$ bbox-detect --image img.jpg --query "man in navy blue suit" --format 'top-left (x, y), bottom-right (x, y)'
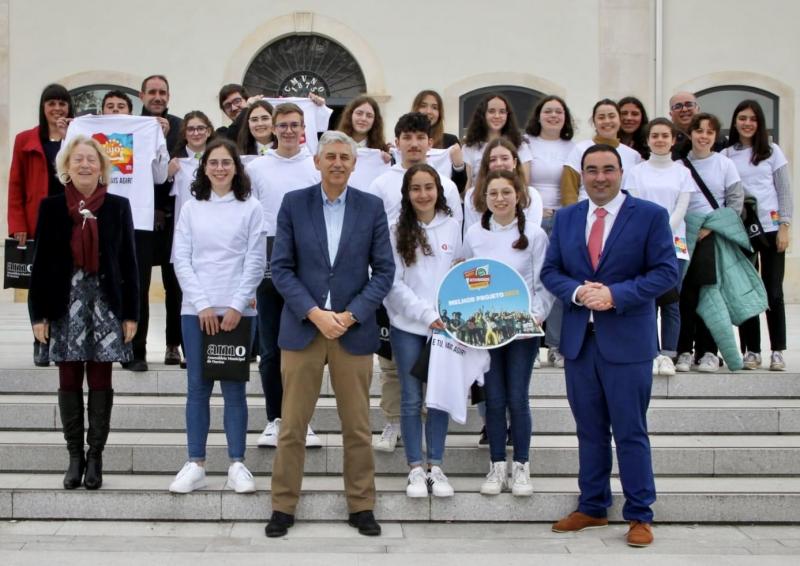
top-left (541, 144), bottom-right (678, 547)
top-left (265, 131), bottom-right (395, 538)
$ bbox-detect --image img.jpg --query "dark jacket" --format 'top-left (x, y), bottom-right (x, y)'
top-left (29, 193), bottom-right (140, 323)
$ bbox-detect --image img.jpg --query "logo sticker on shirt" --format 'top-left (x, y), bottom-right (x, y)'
top-left (92, 133), bottom-right (134, 175)
top-left (771, 210), bottom-right (780, 226)
top-left (674, 236), bottom-right (688, 256)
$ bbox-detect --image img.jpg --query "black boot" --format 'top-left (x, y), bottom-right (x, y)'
top-left (84, 389), bottom-right (113, 490)
top-left (58, 390), bottom-right (85, 489)
top-left (34, 340), bottom-right (50, 367)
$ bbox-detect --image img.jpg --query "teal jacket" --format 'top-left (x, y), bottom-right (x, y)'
top-left (685, 208), bottom-right (768, 371)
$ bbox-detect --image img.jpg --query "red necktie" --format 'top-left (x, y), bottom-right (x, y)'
top-left (588, 207), bottom-right (607, 270)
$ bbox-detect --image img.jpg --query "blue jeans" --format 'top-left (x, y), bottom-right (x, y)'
top-left (484, 337), bottom-right (538, 463)
top-left (182, 315), bottom-right (251, 462)
top-left (390, 326), bottom-right (449, 467)
top-left (659, 259), bottom-right (687, 357)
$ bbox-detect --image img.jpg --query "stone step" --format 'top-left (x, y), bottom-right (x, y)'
top-left (2, 395), bottom-right (799, 434)
top-left (2, 366), bottom-right (799, 399)
top-left (0, 473), bottom-right (797, 523)
top-left (1, 431), bottom-right (798, 477)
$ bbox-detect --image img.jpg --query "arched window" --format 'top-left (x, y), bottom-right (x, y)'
top-left (69, 84), bottom-right (142, 116)
top-left (459, 86), bottom-right (545, 138)
top-left (243, 34), bottom-right (367, 127)
top-left (696, 85), bottom-right (780, 142)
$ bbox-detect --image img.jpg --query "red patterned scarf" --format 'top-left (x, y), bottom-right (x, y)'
top-left (65, 182), bottom-right (107, 274)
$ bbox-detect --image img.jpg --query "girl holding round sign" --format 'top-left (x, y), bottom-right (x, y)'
top-left (459, 169), bottom-right (553, 496)
top-left (384, 163), bottom-right (462, 498)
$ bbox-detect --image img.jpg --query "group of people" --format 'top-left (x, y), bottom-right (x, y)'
top-left (7, 76), bottom-right (792, 547)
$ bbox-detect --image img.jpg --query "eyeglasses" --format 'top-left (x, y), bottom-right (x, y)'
top-left (275, 122), bottom-right (303, 132)
top-left (222, 97), bottom-right (245, 112)
top-left (670, 101), bottom-right (698, 112)
top-left (206, 159), bottom-right (234, 169)
top-left (186, 126), bottom-right (208, 134)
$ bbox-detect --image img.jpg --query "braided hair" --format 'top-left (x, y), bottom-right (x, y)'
top-left (395, 163), bottom-right (453, 266)
top-left (480, 169), bottom-right (528, 250)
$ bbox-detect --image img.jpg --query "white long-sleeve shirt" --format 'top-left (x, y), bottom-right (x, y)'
top-left (173, 191), bottom-right (266, 317)
top-left (384, 213), bottom-right (462, 336)
top-left (366, 164), bottom-right (463, 226)
top-left (460, 218), bottom-right (554, 323)
top-left (245, 147), bottom-right (320, 237)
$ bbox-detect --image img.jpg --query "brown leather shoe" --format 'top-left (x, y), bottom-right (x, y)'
top-left (551, 511), bottom-right (609, 533)
top-left (626, 521), bottom-right (653, 547)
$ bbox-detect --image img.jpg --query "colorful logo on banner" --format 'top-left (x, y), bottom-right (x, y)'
top-left (92, 133), bottom-right (134, 175)
top-left (437, 258), bottom-right (543, 350)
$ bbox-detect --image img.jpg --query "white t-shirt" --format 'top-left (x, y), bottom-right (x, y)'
top-left (425, 331), bottom-right (490, 424)
top-left (348, 148), bottom-right (391, 191)
top-left (722, 143), bottom-right (788, 233)
top-left (389, 147), bottom-right (457, 183)
top-left (463, 141), bottom-right (533, 185)
top-left (624, 160), bottom-right (697, 260)
top-left (366, 164), bottom-right (463, 227)
top-left (65, 115), bottom-right (168, 231)
top-left (263, 97), bottom-right (332, 155)
top-left (524, 136), bottom-right (575, 210)
top-left (245, 147), bottom-right (321, 237)
top-left (565, 139), bottom-right (642, 201)
top-left (463, 186), bottom-right (543, 230)
top-left (686, 152), bottom-right (741, 215)
top-left (173, 191), bottom-right (266, 317)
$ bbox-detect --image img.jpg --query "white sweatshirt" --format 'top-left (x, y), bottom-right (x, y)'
top-left (384, 213), bottom-right (463, 336)
top-left (463, 185), bottom-right (543, 231)
top-left (460, 218), bottom-right (554, 323)
top-left (245, 147), bottom-right (321, 237)
top-left (366, 164), bottom-right (463, 226)
top-left (173, 191), bottom-right (266, 317)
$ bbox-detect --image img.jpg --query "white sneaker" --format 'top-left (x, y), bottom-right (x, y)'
top-left (742, 351), bottom-right (762, 370)
top-left (406, 466), bottom-right (429, 498)
top-left (656, 355), bottom-right (676, 376)
top-left (374, 422), bottom-right (400, 452)
top-left (510, 461), bottom-right (533, 497)
top-left (770, 351), bottom-right (786, 371)
top-left (652, 358), bottom-right (660, 376)
top-left (548, 349), bottom-right (565, 369)
top-left (257, 418), bottom-right (280, 447)
top-left (428, 465), bottom-right (454, 497)
top-left (533, 354), bottom-right (541, 369)
top-left (226, 461), bottom-right (256, 493)
top-left (697, 352), bottom-right (720, 373)
top-left (169, 461), bottom-right (207, 494)
top-left (675, 352), bottom-right (693, 372)
top-left (305, 425), bottom-right (322, 448)
top-left (480, 461), bottom-right (507, 495)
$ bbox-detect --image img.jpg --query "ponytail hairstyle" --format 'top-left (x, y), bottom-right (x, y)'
top-left (472, 137), bottom-right (531, 214)
top-left (395, 163), bottom-right (452, 266)
top-left (728, 99), bottom-right (772, 165)
top-left (480, 169), bottom-right (528, 250)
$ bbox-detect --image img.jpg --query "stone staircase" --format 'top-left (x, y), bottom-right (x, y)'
top-left (1, 362), bottom-right (799, 523)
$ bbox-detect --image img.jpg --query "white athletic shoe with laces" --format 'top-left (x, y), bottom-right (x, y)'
top-left (406, 466), bottom-right (429, 498)
top-left (675, 352), bottom-right (693, 373)
top-left (480, 461), bottom-right (508, 495)
top-left (697, 352), bottom-right (720, 373)
top-left (428, 465), bottom-right (454, 497)
top-left (169, 461), bottom-right (207, 494)
top-left (226, 461), bottom-right (256, 493)
top-left (742, 351), bottom-right (762, 370)
top-left (510, 461), bottom-right (533, 496)
top-left (305, 425), bottom-right (322, 448)
top-left (770, 351), bottom-right (786, 371)
top-left (257, 418), bottom-right (280, 447)
top-left (374, 422), bottom-right (400, 452)
top-left (656, 355), bottom-right (676, 376)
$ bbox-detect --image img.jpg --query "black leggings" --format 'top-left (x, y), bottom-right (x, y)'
top-left (58, 361), bottom-right (112, 392)
top-left (738, 232), bottom-right (786, 353)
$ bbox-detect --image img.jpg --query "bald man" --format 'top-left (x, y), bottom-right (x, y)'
top-left (668, 91), bottom-right (726, 159)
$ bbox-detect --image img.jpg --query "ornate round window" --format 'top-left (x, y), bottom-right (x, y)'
top-left (243, 34), bottom-right (367, 105)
